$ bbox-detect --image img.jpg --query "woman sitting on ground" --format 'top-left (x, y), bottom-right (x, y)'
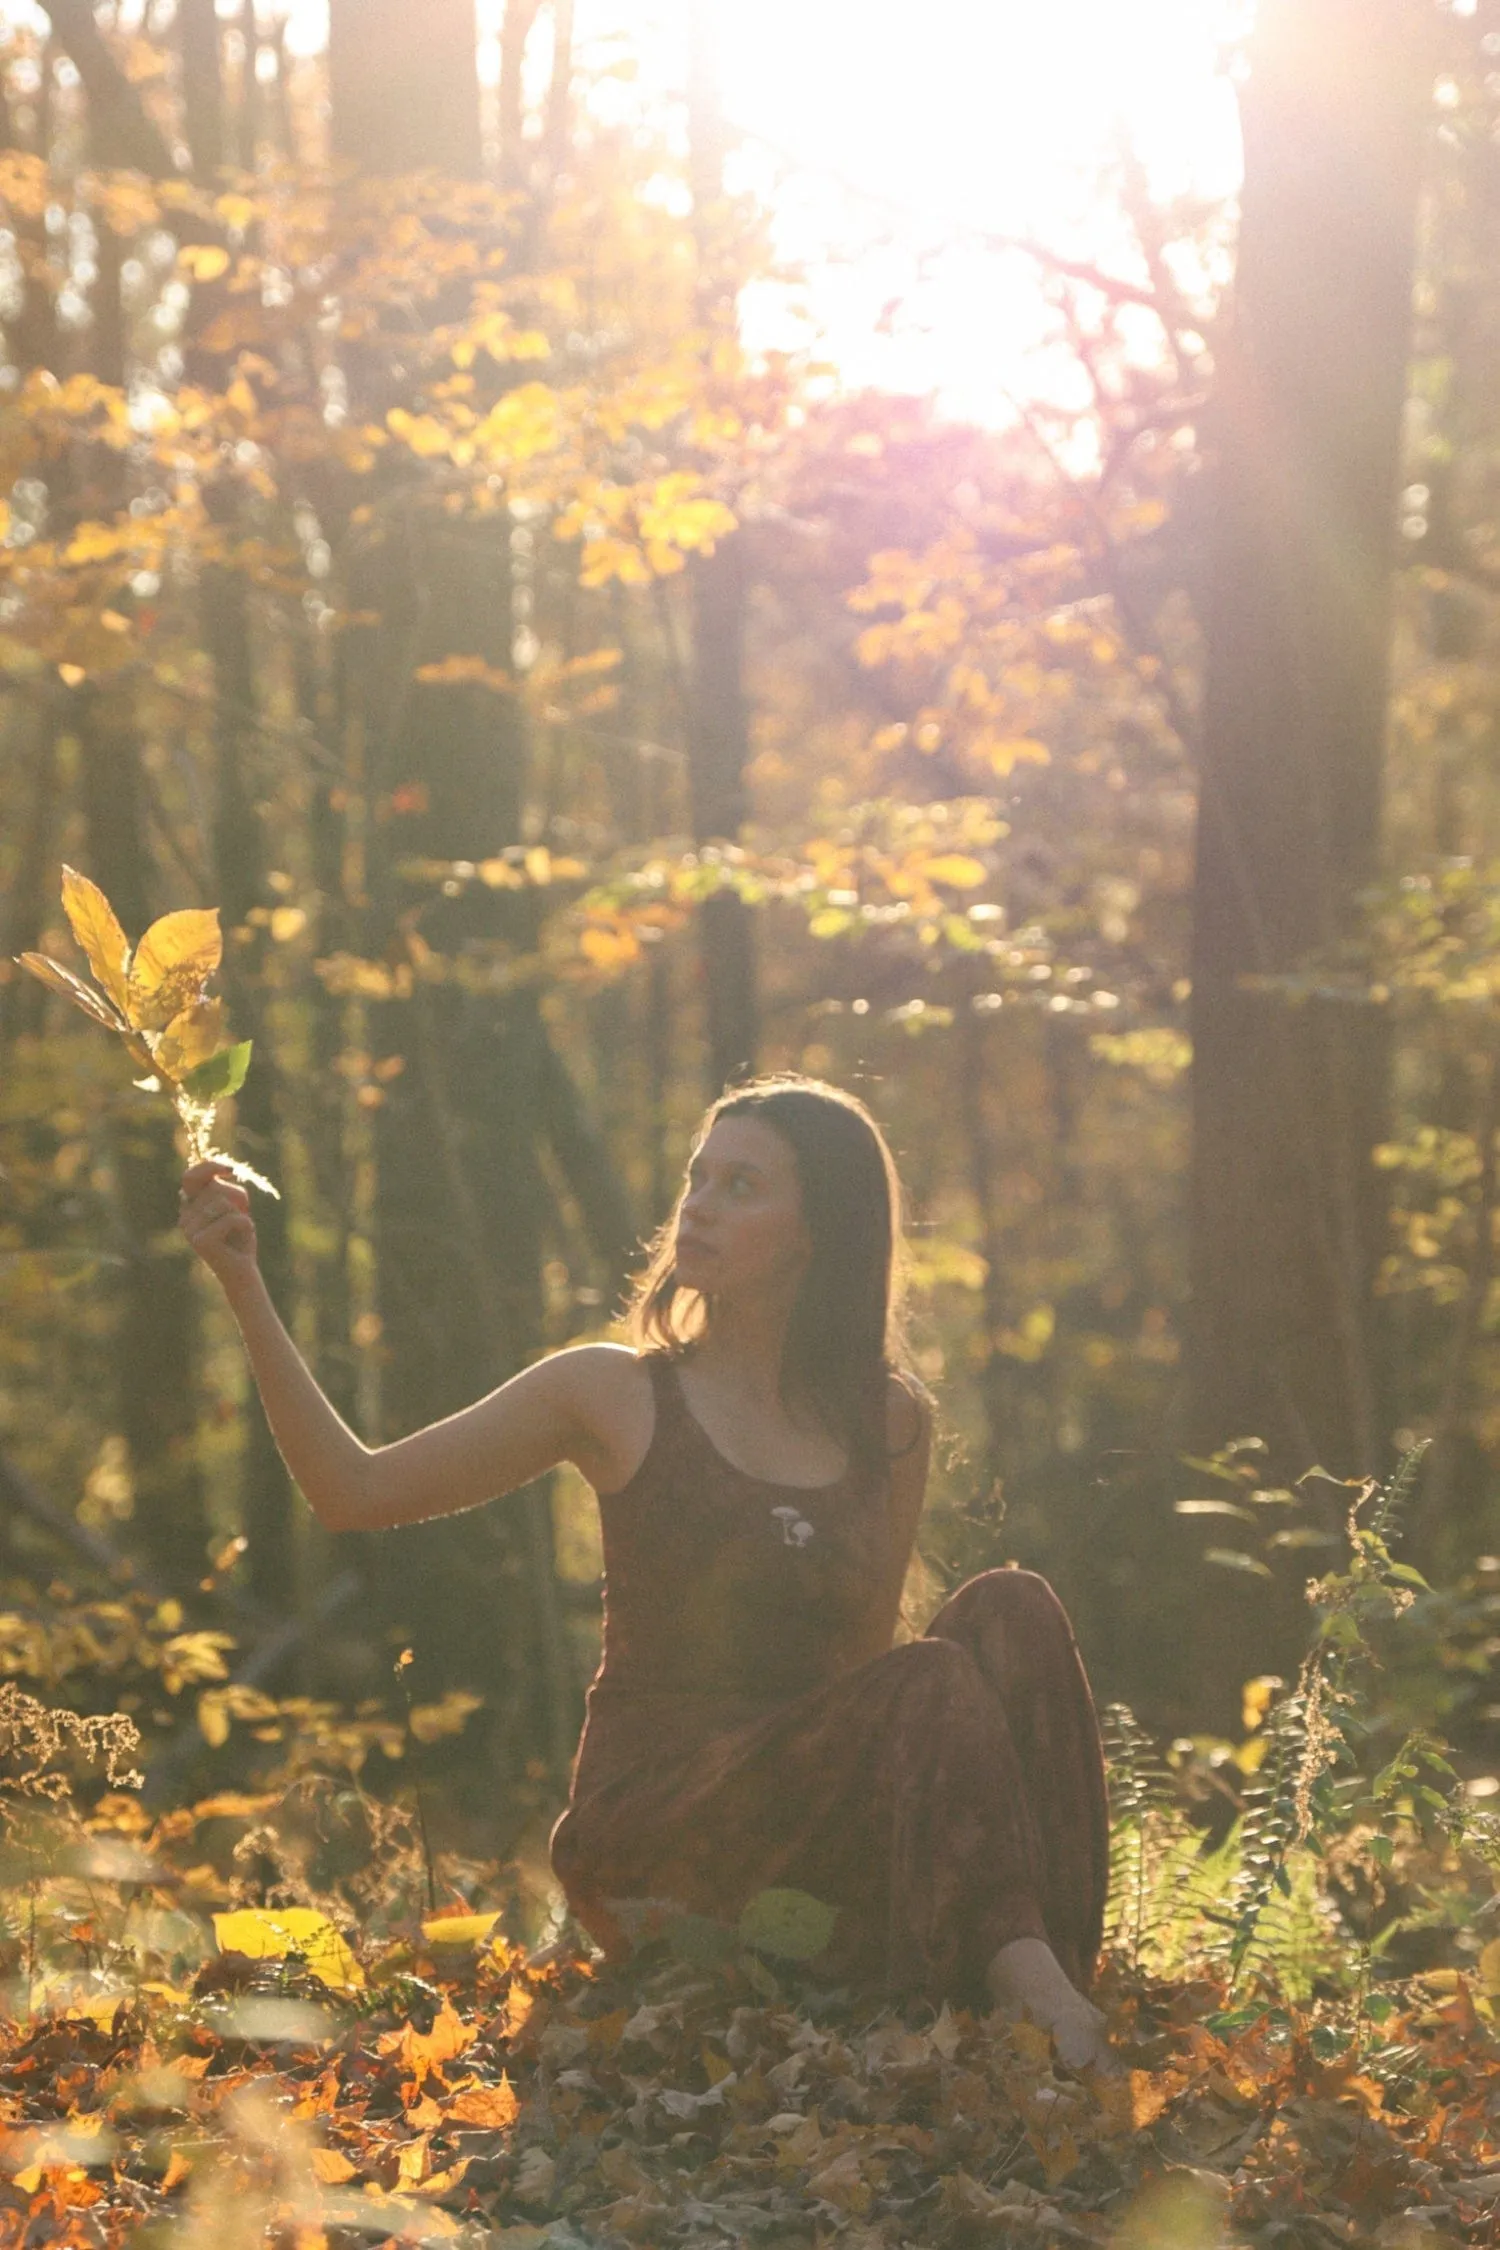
top-left (179, 1074), bottom-right (1113, 2070)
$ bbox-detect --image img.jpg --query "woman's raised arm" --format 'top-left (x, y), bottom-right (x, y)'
top-left (179, 1162), bottom-right (639, 1531)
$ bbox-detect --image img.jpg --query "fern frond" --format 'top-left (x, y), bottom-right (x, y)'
top-left (1102, 1703), bottom-right (1236, 1976)
top-left (1102, 1702), bottom-right (1174, 1824)
top-left (1367, 1443), bottom-right (1428, 1546)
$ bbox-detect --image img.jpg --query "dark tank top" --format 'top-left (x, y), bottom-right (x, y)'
top-left (583, 1355), bottom-right (909, 1723)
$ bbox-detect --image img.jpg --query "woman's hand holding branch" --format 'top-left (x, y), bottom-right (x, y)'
top-left (179, 1160), bottom-right (260, 1296)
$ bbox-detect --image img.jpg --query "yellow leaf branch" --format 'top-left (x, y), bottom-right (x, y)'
top-left (17, 867), bottom-right (278, 1197)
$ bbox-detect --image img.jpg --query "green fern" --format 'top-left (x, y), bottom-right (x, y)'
top-left (1098, 1447), bottom-right (1493, 2005)
top-left (1102, 1704), bottom-right (1235, 1977)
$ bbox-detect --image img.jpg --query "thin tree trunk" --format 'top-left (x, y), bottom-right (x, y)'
top-left (537, 1030), bottom-right (639, 1300)
top-left (298, 623), bottom-right (359, 1429)
top-left (77, 693), bottom-right (208, 1586)
top-left (46, 25), bottom-right (207, 1589)
top-left (1416, 1044), bottom-right (1500, 1558)
top-left (328, 0), bottom-right (482, 178)
top-left (687, 0), bottom-right (756, 1094)
top-left (202, 537), bottom-right (296, 1612)
top-left (498, 0), bottom-right (542, 189)
top-left (543, 0), bottom-right (574, 180)
top-left (179, 0), bottom-right (225, 182)
top-left (959, 1001), bottom-right (1009, 1500)
top-left (0, 706), bottom-right (61, 1053)
top-left (234, 0), bottom-right (259, 169)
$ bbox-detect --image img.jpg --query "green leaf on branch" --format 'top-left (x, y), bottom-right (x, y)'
top-left (1203, 1547), bottom-right (1274, 1579)
top-left (181, 1039), bottom-right (253, 1103)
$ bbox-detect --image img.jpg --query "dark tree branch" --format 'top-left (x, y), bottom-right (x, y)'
top-left (537, 1032), bottom-right (640, 1302)
top-left (0, 1444), bottom-right (167, 1597)
top-left (36, 0), bottom-right (177, 176)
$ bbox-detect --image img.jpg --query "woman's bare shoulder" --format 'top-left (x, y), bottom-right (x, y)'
top-left (547, 1342), bottom-right (656, 1490)
top-left (551, 1339), bottom-right (650, 1380)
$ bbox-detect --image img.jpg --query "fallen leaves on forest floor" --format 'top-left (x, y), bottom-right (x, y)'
top-left (0, 1914), bottom-right (1497, 2250)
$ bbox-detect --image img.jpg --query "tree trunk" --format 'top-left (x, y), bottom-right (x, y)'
top-left (179, 0), bottom-right (225, 182)
top-left (543, 0), bottom-right (574, 180)
top-left (687, 0), bottom-right (756, 1095)
top-left (45, 12), bottom-right (206, 1589)
top-left (498, 0), bottom-right (541, 188)
top-left (1187, 0), bottom-right (1430, 1480)
top-left (326, 0), bottom-right (585, 1787)
top-left (77, 694), bottom-right (208, 1586)
top-left (0, 705), bottom-right (60, 1053)
top-left (36, 0), bottom-right (176, 173)
top-left (202, 538), bottom-right (297, 1612)
top-left (328, 0), bottom-right (482, 178)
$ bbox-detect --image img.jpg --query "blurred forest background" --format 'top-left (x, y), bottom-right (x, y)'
top-left (0, 0), bottom-right (1497, 1876)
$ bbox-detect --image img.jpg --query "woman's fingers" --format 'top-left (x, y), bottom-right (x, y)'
top-left (180, 1158), bottom-right (239, 1195)
top-left (179, 1173), bottom-right (250, 1217)
top-left (178, 1167), bottom-right (257, 1274)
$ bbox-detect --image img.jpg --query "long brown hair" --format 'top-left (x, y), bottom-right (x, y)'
top-left (624, 1075), bottom-right (918, 1485)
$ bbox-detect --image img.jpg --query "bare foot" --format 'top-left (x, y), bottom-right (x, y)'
top-left (986, 1936), bottom-right (1117, 2074)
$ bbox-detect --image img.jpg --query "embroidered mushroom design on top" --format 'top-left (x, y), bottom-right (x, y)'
top-left (771, 1505), bottom-right (815, 1547)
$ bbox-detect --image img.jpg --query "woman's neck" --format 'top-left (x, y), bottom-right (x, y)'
top-left (691, 1292), bottom-right (792, 1400)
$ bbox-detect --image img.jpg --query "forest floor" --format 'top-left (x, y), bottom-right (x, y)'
top-left (2, 1895), bottom-right (1497, 2250)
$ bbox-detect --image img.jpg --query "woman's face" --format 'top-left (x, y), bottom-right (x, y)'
top-left (673, 1116), bottom-right (810, 1304)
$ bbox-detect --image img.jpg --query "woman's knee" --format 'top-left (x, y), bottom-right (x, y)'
top-left (876, 1633), bottom-right (979, 1703)
top-left (928, 1567), bottom-right (1072, 1646)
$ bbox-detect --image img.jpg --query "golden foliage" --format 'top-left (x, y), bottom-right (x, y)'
top-left (18, 873), bottom-right (273, 1194)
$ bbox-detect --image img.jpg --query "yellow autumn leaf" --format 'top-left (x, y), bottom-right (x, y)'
top-left (178, 243), bottom-right (231, 282)
top-left (414, 2157), bottom-right (472, 2199)
top-left (445, 2075), bottom-right (519, 2129)
top-left (921, 853), bottom-right (987, 888)
top-left (65, 520), bottom-right (125, 566)
top-left (980, 734), bottom-right (1050, 775)
top-left (387, 408), bottom-right (454, 459)
top-left (578, 536), bottom-right (652, 589)
top-left (0, 151), bottom-right (48, 220)
top-left (154, 997), bottom-right (227, 1082)
top-left (198, 1692), bottom-right (231, 1749)
top-left (214, 190), bottom-right (258, 232)
top-left (379, 1995), bottom-right (475, 2078)
top-left (92, 174), bottom-right (162, 234)
top-left (126, 909), bottom-right (222, 1031)
top-left (18, 951), bottom-right (128, 1032)
top-left (638, 483), bottom-right (736, 556)
top-left (420, 1911), bottom-right (500, 1949)
top-left (1479, 1937), bottom-right (1500, 1997)
top-left (310, 2147), bottom-right (358, 2184)
top-left (414, 654), bottom-right (512, 693)
top-left (160, 2147), bottom-right (193, 2192)
top-left (211, 1906), bottom-right (365, 1992)
top-left (579, 924), bottom-right (641, 971)
top-left (473, 381), bottom-right (562, 463)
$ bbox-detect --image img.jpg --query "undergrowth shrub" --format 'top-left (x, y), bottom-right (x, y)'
top-left (1102, 1444), bottom-right (1500, 2019)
